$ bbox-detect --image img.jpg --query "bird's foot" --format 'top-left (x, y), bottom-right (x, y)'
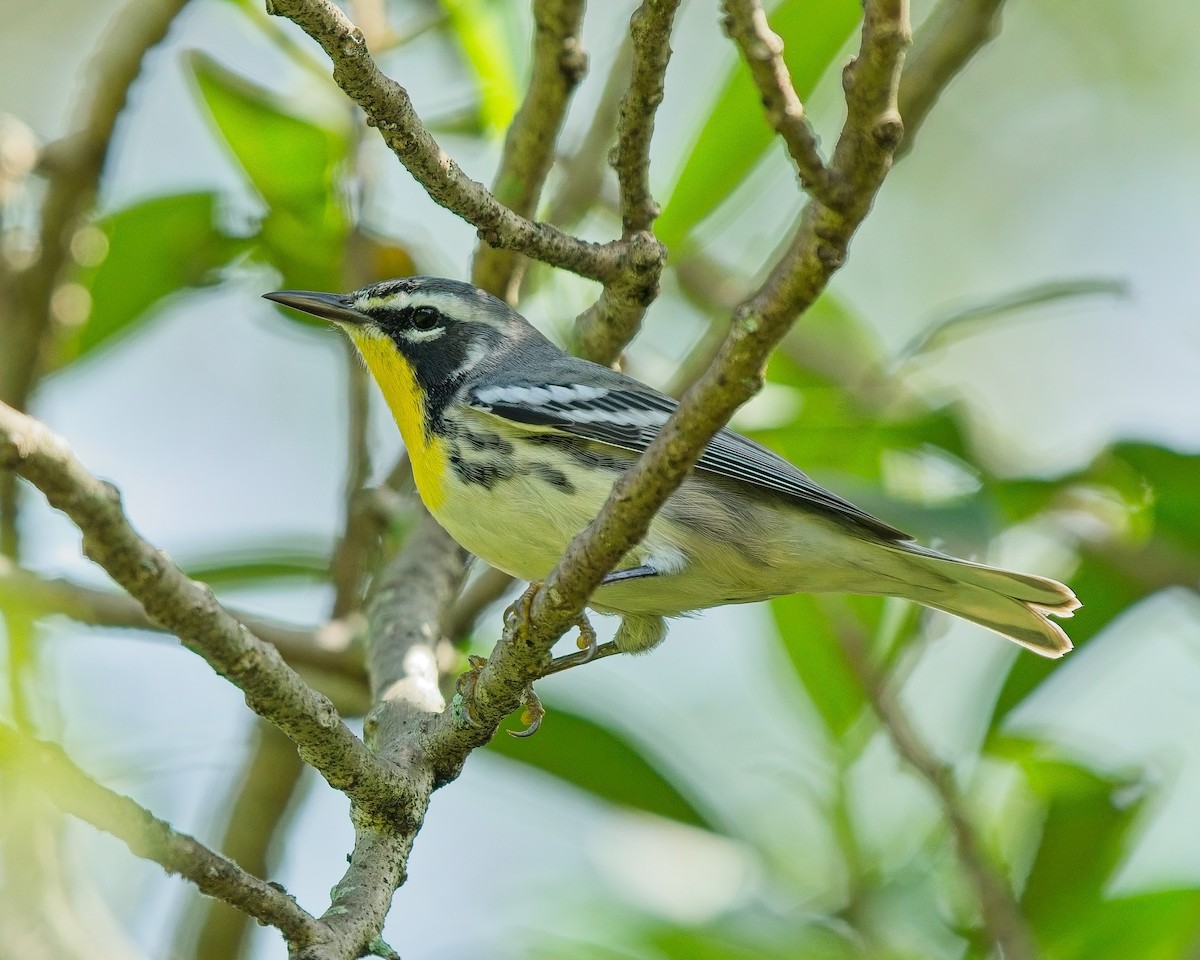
top-left (469, 586), bottom-right (616, 735)
top-left (508, 683), bottom-right (545, 738)
top-left (454, 654), bottom-right (489, 726)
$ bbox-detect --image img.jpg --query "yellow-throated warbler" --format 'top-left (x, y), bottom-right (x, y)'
top-left (265, 277), bottom-right (1078, 659)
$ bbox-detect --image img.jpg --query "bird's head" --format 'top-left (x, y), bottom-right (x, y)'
top-left (264, 276), bottom-right (542, 399)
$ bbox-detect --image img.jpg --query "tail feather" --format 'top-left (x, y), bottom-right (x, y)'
top-left (889, 546), bottom-right (1080, 658)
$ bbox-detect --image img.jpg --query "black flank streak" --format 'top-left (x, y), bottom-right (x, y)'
top-left (448, 449), bottom-right (515, 489)
top-left (464, 431), bottom-right (514, 455)
top-left (531, 463), bottom-right (576, 495)
top-left (526, 433), bottom-right (631, 472)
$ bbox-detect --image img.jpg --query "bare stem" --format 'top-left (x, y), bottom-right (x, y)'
top-left (472, 0), bottom-right (588, 301)
top-left (0, 723), bottom-right (324, 948)
top-left (836, 626), bottom-right (1037, 960)
top-left (0, 401), bottom-right (403, 814)
top-left (721, 0), bottom-right (834, 201)
top-left (266, 0), bottom-right (624, 283)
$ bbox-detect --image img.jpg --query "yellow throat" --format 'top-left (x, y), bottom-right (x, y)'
top-left (347, 330), bottom-right (447, 511)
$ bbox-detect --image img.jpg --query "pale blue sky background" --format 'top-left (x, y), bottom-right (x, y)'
top-left (4, 0), bottom-right (1199, 956)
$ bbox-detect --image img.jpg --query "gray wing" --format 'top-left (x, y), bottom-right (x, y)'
top-left (468, 377), bottom-right (911, 542)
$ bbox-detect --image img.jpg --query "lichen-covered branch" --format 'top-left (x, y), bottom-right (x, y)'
top-left (299, 516), bottom-right (467, 960)
top-left (0, 402), bottom-right (402, 813)
top-left (0, 723), bottom-right (323, 946)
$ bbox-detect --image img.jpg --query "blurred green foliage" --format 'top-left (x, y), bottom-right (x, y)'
top-left (4, 1), bottom-right (1198, 959)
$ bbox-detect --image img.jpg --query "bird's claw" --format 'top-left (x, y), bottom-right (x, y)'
top-left (454, 654), bottom-right (489, 726)
top-left (573, 613), bottom-right (598, 660)
top-left (508, 683), bottom-right (545, 738)
top-left (472, 587), bottom-right (603, 737)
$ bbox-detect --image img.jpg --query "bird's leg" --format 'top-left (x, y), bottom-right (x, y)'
top-left (457, 582), bottom-right (623, 735)
top-left (542, 638), bottom-right (622, 676)
top-left (599, 564), bottom-right (661, 585)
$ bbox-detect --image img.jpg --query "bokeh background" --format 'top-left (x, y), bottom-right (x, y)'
top-left (2, 0), bottom-right (1199, 957)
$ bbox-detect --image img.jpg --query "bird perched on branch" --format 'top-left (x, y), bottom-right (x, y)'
top-left (266, 277), bottom-right (1078, 670)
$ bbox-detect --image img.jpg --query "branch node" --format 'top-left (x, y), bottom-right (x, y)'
top-left (873, 111), bottom-right (905, 149)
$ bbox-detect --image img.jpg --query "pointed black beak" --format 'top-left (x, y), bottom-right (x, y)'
top-left (263, 289), bottom-right (369, 326)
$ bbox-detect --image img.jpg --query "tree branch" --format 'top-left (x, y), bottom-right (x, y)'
top-left (298, 516), bottom-right (467, 960)
top-left (0, 558), bottom-right (365, 679)
top-left (612, 0), bottom-right (681, 236)
top-left (471, 0), bottom-right (588, 301)
top-left (898, 0), bottom-right (1006, 155)
top-left (0, 402), bottom-right (404, 814)
top-left (417, 0), bottom-right (912, 784)
top-left (721, 0), bottom-right (834, 202)
top-left (571, 0), bottom-right (679, 366)
top-left (0, 723), bottom-right (323, 947)
top-left (265, 0), bottom-right (625, 284)
top-left (1, 0), bottom-right (191, 562)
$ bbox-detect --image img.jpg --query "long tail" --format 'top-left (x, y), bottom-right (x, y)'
top-left (886, 544), bottom-right (1080, 658)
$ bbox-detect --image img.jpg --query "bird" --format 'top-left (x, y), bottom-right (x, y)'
top-left (264, 276), bottom-right (1079, 667)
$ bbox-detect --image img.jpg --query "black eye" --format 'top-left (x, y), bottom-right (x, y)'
top-left (410, 306), bottom-right (442, 331)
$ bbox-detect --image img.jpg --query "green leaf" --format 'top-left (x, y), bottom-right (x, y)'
top-left (179, 537), bottom-right (333, 586)
top-left (899, 277), bottom-right (1129, 361)
top-left (64, 192), bottom-right (247, 363)
top-left (656, 0), bottom-right (860, 251)
top-left (189, 52), bottom-right (350, 290)
top-left (1065, 889), bottom-right (1200, 960)
top-left (441, 0), bottom-right (521, 134)
top-left (993, 742), bottom-right (1163, 959)
top-left (486, 703), bottom-right (714, 830)
top-left (769, 593), bottom-right (881, 738)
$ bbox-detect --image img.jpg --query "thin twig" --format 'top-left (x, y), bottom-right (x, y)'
top-left (835, 625), bottom-right (1037, 960)
top-left (0, 723), bottom-right (324, 947)
top-left (898, 0), bottom-right (1006, 156)
top-left (612, 0), bottom-right (682, 236)
top-left (571, 0), bottom-right (679, 366)
top-left (266, 0), bottom-right (626, 284)
top-left (472, 0), bottom-right (588, 301)
top-left (721, 0), bottom-right (834, 202)
top-left (328, 340), bottom-right (375, 618)
top-left (0, 402), bottom-right (403, 814)
top-left (182, 722), bottom-right (310, 960)
top-left (0, 558), bottom-right (365, 679)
